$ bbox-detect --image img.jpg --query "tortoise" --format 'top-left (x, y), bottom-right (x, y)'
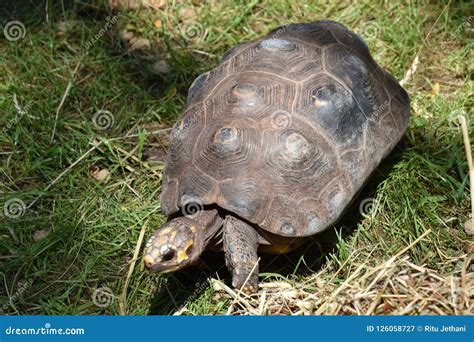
top-left (143, 20), bottom-right (410, 292)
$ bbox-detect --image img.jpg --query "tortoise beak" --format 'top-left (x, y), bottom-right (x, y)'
top-left (143, 246), bottom-right (186, 273)
top-left (143, 255), bottom-right (182, 273)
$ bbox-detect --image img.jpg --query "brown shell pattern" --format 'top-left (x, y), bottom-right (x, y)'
top-left (160, 20), bottom-right (410, 237)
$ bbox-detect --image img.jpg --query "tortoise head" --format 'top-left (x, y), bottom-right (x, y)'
top-left (143, 217), bottom-right (204, 273)
top-left (143, 209), bottom-right (221, 273)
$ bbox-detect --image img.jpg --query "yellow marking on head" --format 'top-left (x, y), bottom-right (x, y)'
top-left (153, 236), bottom-right (168, 248)
top-left (177, 239), bottom-right (194, 262)
top-left (159, 227), bottom-right (172, 236)
top-left (177, 250), bottom-right (189, 263)
top-left (143, 255), bottom-right (155, 266)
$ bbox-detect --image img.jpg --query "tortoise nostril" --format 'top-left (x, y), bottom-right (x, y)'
top-left (161, 249), bottom-right (175, 262)
top-left (143, 255), bottom-right (155, 268)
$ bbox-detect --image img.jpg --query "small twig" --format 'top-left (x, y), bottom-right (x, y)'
top-left (50, 62), bottom-right (81, 143)
top-left (392, 229), bottom-right (432, 260)
top-left (12, 93), bottom-right (23, 114)
top-left (45, 0), bottom-right (49, 23)
top-left (114, 145), bottom-right (162, 178)
top-left (399, 1), bottom-right (451, 87)
top-left (192, 49), bottom-right (217, 58)
top-left (107, 128), bottom-right (173, 142)
top-left (119, 220), bottom-right (148, 315)
top-left (400, 55), bottom-right (419, 86)
top-left (457, 115), bottom-right (474, 232)
top-left (212, 279), bottom-right (257, 314)
top-left (7, 227), bottom-right (19, 243)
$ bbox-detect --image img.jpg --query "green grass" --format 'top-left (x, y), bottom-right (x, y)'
top-left (0, 0), bottom-right (472, 315)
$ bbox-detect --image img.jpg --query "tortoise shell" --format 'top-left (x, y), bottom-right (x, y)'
top-left (160, 20), bottom-right (410, 237)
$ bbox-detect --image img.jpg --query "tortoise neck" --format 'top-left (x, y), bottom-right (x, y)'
top-left (192, 208), bottom-right (224, 244)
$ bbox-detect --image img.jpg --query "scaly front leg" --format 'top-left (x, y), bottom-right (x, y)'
top-left (223, 215), bottom-right (259, 293)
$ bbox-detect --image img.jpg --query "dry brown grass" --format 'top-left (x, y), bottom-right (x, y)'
top-left (172, 230), bottom-right (474, 315)
top-left (207, 254), bottom-right (473, 316)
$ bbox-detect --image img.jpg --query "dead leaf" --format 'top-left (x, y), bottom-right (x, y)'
top-left (128, 36), bottom-right (139, 45)
top-left (179, 7), bottom-right (196, 22)
top-left (57, 21), bottom-right (68, 35)
top-left (431, 82), bottom-right (440, 96)
top-left (154, 18), bottom-right (162, 29)
top-left (125, 23), bottom-right (137, 31)
top-left (464, 218), bottom-right (473, 235)
top-left (109, 0), bottom-right (164, 11)
top-left (147, 0), bottom-right (165, 9)
top-left (153, 60), bottom-right (171, 74)
top-left (107, 0), bottom-right (120, 10)
top-left (108, 0), bottom-right (140, 10)
top-left (91, 167), bottom-right (110, 182)
top-left (128, 38), bottom-right (150, 52)
top-left (33, 229), bottom-right (50, 241)
top-left (120, 30), bottom-right (135, 43)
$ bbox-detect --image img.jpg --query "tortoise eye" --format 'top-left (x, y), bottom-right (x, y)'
top-left (161, 250), bottom-right (175, 262)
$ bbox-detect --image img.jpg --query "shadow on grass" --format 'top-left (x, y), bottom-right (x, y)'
top-left (0, 0), bottom-right (111, 26)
